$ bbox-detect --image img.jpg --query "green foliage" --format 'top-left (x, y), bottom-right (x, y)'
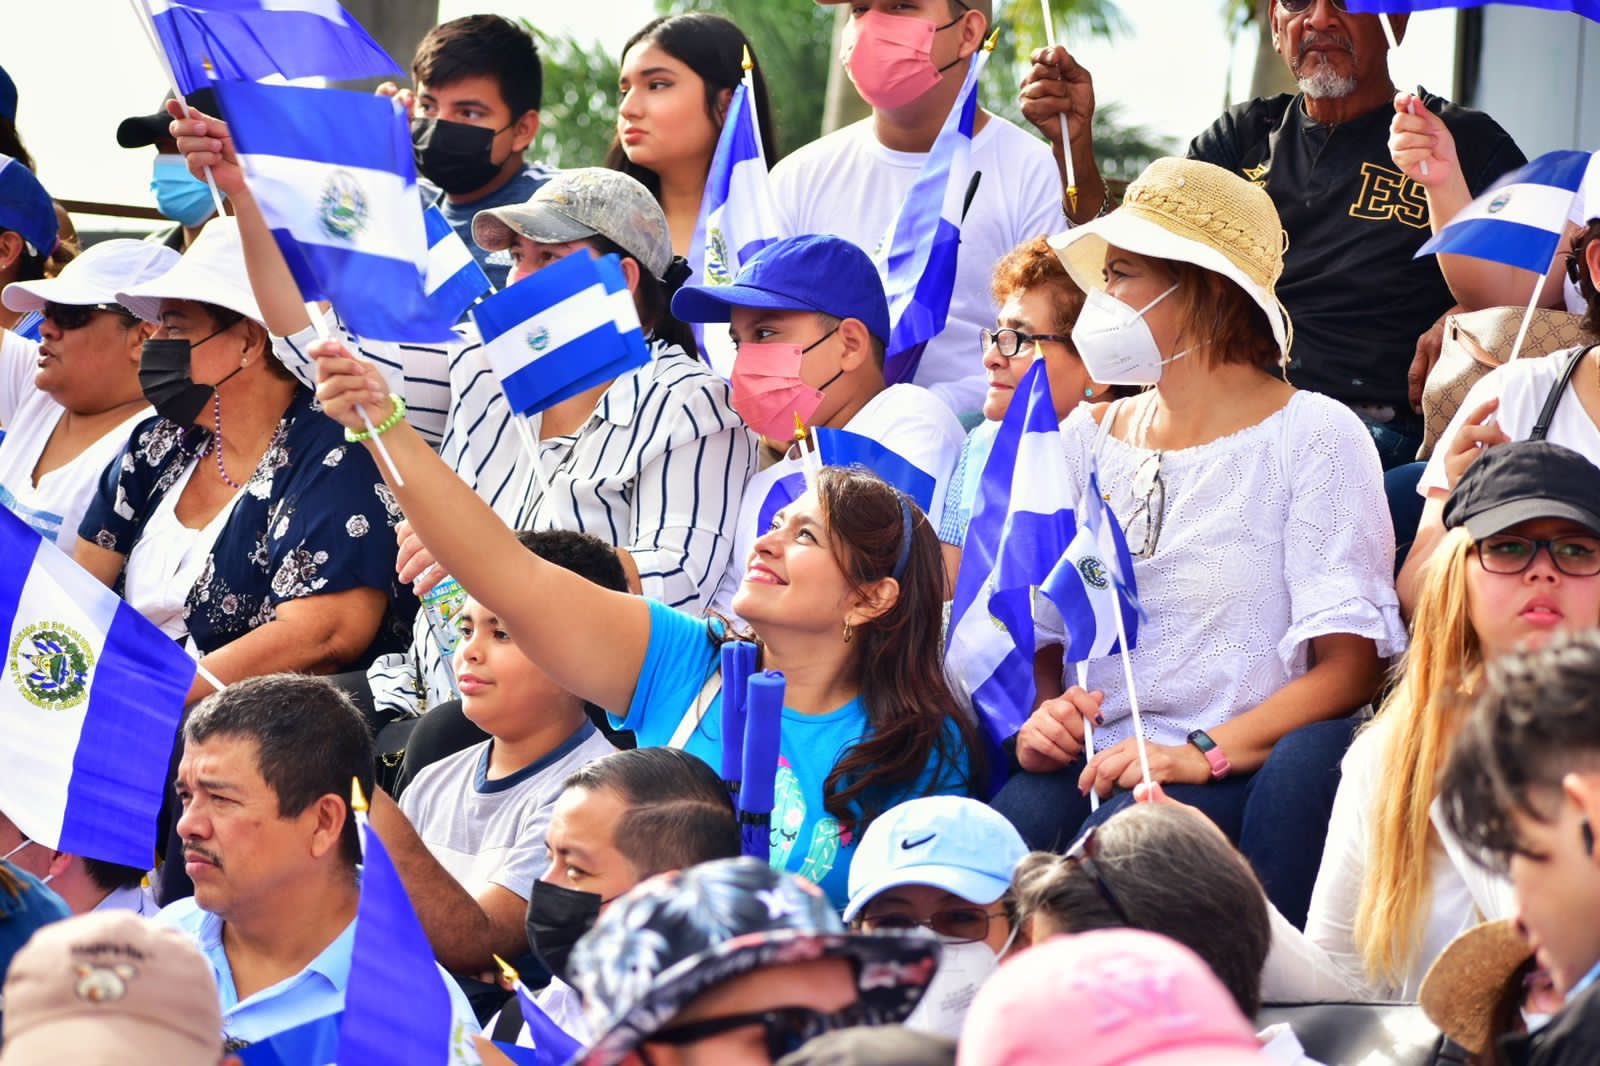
top-left (526, 25), bottom-right (622, 169)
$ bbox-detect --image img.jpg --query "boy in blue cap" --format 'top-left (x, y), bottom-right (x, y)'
top-left (0, 153), bottom-right (58, 341)
top-left (672, 233), bottom-right (965, 613)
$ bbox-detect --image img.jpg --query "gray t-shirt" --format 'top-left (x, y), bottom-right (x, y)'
top-left (399, 722), bottom-right (613, 899)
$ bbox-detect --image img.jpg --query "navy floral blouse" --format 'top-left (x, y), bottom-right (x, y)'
top-left (80, 386), bottom-right (415, 663)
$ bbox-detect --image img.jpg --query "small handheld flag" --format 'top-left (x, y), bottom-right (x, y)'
top-left (688, 50), bottom-right (778, 291)
top-left (143, 0), bottom-right (400, 95)
top-left (473, 251), bottom-right (652, 418)
top-left (0, 507), bottom-right (197, 869)
top-left (424, 205), bottom-right (493, 325)
top-left (216, 80), bottom-right (458, 344)
top-left (490, 956), bottom-right (582, 1065)
top-left (755, 430), bottom-right (938, 542)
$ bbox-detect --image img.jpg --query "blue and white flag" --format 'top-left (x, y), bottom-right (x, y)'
top-left (1039, 465), bottom-right (1141, 665)
top-left (689, 80), bottom-right (778, 290)
top-left (877, 47), bottom-right (988, 386)
top-left (755, 430), bottom-right (937, 538)
top-left (146, 0), bottom-right (400, 95)
top-left (473, 251), bottom-right (650, 417)
top-left (216, 80), bottom-right (457, 344)
top-left (338, 817), bottom-right (479, 1065)
top-left (0, 507), bottom-right (196, 869)
top-left (1346, 0), bottom-right (1600, 20)
top-left (946, 361), bottom-right (1076, 749)
top-left (424, 204), bottom-right (492, 324)
top-left (233, 1012), bottom-right (342, 1066)
top-left (501, 974), bottom-right (582, 1065)
top-left (1418, 149), bottom-right (1594, 272)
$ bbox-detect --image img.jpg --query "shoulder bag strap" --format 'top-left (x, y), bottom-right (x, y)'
top-left (1529, 344), bottom-right (1596, 441)
top-left (668, 670), bottom-right (723, 750)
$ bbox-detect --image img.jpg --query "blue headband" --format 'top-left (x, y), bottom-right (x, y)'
top-left (890, 494), bottom-right (915, 581)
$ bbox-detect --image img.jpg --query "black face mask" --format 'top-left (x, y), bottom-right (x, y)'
top-left (525, 879), bottom-right (604, 984)
top-left (411, 117), bottom-right (506, 195)
top-left (139, 332), bottom-right (243, 427)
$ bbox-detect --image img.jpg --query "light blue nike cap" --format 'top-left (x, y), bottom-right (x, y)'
top-left (843, 796), bottom-right (1029, 922)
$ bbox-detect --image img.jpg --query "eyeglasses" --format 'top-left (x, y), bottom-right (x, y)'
top-left (41, 302), bottom-right (137, 331)
top-left (981, 326), bottom-right (1073, 359)
top-left (856, 906), bottom-right (1007, 944)
top-left (1474, 533), bottom-right (1600, 577)
top-left (1278, 0), bottom-right (1348, 13)
top-left (1124, 451), bottom-right (1165, 560)
top-left (1065, 827), bottom-right (1133, 927)
top-left (648, 1003), bottom-right (867, 1060)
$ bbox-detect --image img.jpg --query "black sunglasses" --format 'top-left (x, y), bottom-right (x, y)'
top-left (648, 1003), bottom-right (867, 1061)
top-left (1279, 0), bottom-right (1348, 12)
top-left (42, 302), bottom-right (138, 331)
top-left (1066, 826), bottom-right (1134, 927)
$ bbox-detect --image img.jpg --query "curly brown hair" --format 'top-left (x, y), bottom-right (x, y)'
top-left (990, 236), bottom-right (1087, 335)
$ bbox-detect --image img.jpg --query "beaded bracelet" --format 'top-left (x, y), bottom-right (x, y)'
top-left (344, 393), bottom-right (407, 443)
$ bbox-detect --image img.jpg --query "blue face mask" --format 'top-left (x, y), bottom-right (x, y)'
top-left (151, 154), bottom-right (217, 228)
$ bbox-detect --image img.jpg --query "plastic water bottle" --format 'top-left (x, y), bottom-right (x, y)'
top-left (421, 575), bottom-right (468, 690)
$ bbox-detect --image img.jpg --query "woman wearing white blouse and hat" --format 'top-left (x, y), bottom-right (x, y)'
top-left (992, 157), bottom-right (1406, 928)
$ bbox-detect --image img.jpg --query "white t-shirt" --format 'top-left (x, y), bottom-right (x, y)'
top-left (1420, 349), bottom-right (1600, 496)
top-left (506, 977), bottom-right (590, 1052)
top-left (397, 724), bottom-right (614, 900)
top-left (0, 329), bottom-right (149, 549)
top-left (770, 115), bottom-right (1065, 418)
top-left (707, 383), bottom-right (966, 615)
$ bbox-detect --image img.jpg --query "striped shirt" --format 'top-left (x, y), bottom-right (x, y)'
top-left (275, 315), bottom-right (757, 716)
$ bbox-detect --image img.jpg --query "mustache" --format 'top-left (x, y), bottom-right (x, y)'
top-left (1298, 31), bottom-right (1355, 59)
top-left (182, 842), bottom-right (222, 868)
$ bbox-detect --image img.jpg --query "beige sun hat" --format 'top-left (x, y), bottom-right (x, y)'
top-left (1048, 157), bottom-right (1293, 358)
top-left (1418, 918), bottom-right (1536, 1055)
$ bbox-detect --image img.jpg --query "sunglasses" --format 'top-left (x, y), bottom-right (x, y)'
top-left (42, 302), bottom-right (138, 331)
top-left (1066, 826), bottom-right (1134, 927)
top-left (981, 326), bottom-right (1073, 359)
top-left (648, 1003), bottom-right (867, 1061)
top-left (857, 905), bottom-right (1008, 944)
top-left (1125, 451), bottom-right (1166, 560)
top-left (1474, 534), bottom-right (1600, 578)
top-left (1278, 0), bottom-right (1349, 12)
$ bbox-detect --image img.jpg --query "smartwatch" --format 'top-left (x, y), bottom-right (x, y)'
top-left (1186, 729), bottom-right (1232, 779)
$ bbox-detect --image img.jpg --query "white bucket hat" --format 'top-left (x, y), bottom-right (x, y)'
top-left (1048, 157), bottom-right (1293, 357)
top-left (116, 217), bottom-right (266, 326)
top-left (2, 239), bottom-right (179, 313)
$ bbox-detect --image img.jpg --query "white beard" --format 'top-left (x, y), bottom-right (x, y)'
top-left (1298, 67), bottom-right (1359, 99)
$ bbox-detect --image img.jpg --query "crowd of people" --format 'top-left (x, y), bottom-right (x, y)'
top-left (2, 1), bottom-right (1600, 1064)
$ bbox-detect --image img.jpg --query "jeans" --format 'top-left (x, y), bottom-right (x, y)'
top-left (1386, 461), bottom-right (1427, 577)
top-left (1362, 415), bottom-right (1424, 472)
top-left (990, 716), bottom-right (1359, 928)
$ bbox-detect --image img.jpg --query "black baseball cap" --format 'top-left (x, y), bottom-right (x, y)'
top-left (1443, 440), bottom-right (1600, 539)
top-left (116, 89), bottom-right (219, 149)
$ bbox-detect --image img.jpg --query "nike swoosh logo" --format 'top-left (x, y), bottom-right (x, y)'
top-left (901, 834), bottom-right (936, 850)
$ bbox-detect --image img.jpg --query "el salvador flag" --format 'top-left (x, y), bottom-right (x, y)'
top-left (755, 430), bottom-right (937, 540)
top-left (1418, 149), bottom-right (1594, 272)
top-left (1345, 0), bottom-right (1600, 20)
top-left (216, 80), bottom-right (457, 344)
top-left (473, 252), bottom-right (650, 417)
top-left (488, 976), bottom-right (581, 1066)
top-left (147, 0), bottom-right (400, 95)
top-left (688, 81), bottom-right (778, 292)
top-left (338, 818), bottom-right (478, 1065)
top-left (1038, 465), bottom-right (1141, 665)
top-left (877, 47), bottom-right (988, 386)
top-left (424, 204), bottom-right (492, 324)
top-left (0, 507), bottom-right (196, 869)
top-left (946, 361), bottom-right (1076, 750)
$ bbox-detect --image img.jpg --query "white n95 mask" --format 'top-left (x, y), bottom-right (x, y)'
top-left (1071, 284), bottom-right (1189, 386)
top-left (903, 932), bottom-right (1016, 1038)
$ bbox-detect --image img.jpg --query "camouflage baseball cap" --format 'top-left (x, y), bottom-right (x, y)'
top-left (568, 857), bottom-right (942, 1066)
top-left (471, 167), bottom-right (673, 281)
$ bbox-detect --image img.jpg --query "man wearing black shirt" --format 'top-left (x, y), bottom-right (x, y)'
top-left (1021, 0), bottom-right (1524, 467)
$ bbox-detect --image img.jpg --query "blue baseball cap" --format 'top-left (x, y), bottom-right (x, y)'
top-left (0, 64), bottom-right (16, 124)
top-left (671, 233), bottom-right (891, 344)
top-left (0, 154), bottom-right (56, 259)
top-left (843, 796), bottom-right (1029, 922)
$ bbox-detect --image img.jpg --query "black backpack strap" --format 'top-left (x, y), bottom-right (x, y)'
top-left (1529, 345), bottom-right (1596, 440)
top-left (491, 991), bottom-right (525, 1043)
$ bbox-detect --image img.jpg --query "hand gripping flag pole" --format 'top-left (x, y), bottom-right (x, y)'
top-left (127, 0), bottom-right (229, 219)
top-left (1039, 0), bottom-right (1078, 213)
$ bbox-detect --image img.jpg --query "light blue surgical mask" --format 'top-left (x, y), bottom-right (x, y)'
top-left (151, 154), bottom-right (217, 228)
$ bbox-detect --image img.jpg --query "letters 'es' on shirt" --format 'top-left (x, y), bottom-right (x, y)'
top-left (1188, 91), bottom-right (1525, 411)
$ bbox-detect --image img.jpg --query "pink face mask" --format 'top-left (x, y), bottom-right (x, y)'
top-left (842, 10), bottom-right (961, 111)
top-left (730, 332), bottom-right (842, 442)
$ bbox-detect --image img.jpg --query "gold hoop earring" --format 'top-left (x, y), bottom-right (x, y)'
top-left (842, 618), bottom-right (855, 644)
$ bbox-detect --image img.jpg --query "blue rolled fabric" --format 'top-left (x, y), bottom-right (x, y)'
top-left (740, 671), bottom-right (785, 863)
top-left (719, 641), bottom-right (753, 798)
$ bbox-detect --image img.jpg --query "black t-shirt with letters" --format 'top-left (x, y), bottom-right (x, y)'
top-left (1189, 89), bottom-right (1524, 412)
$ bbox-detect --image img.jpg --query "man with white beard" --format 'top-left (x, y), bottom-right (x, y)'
top-left (1019, 0), bottom-right (1523, 470)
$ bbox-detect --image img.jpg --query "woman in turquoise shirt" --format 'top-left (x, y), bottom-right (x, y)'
top-left (311, 345), bottom-right (983, 906)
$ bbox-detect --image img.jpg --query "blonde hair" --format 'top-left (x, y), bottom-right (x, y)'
top-left (1354, 527), bottom-right (1483, 984)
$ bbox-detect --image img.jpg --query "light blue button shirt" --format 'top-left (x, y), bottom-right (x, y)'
top-left (158, 897), bottom-right (478, 1047)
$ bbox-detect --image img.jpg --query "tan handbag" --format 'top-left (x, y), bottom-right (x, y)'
top-left (1418, 307), bottom-right (1597, 460)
